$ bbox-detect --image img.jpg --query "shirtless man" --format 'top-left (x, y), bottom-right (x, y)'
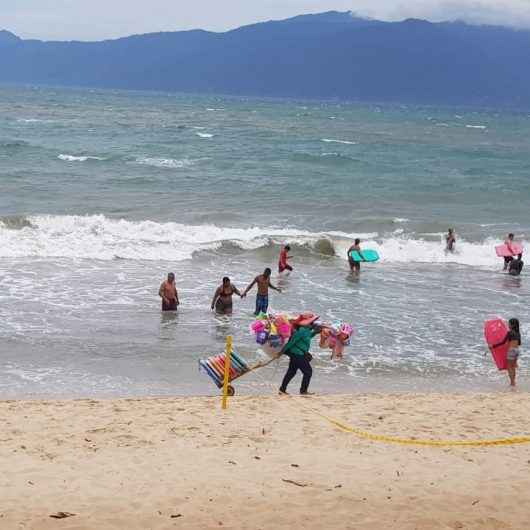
top-left (243, 268), bottom-right (281, 315)
top-left (159, 272), bottom-right (180, 311)
top-left (347, 238), bottom-right (363, 274)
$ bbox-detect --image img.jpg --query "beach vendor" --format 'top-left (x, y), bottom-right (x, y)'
top-left (347, 238), bottom-right (363, 274)
top-left (491, 318), bottom-right (521, 387)
top-left (278, 244), bottom-right (293, 274)
top-left (243, 268), bottom-right (281, 316)
top-left (158, 272), bottom-right (179, 311)
top-left (211, 276), bottom-right (242, 315)
top-left (279, 324), bottom-right (320, 395)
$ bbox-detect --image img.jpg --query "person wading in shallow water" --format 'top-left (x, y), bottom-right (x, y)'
top-left (242, 268), bottom-right (281, 315)
top-left (211, 276), bottom-right (242, 315)
top-left (159, 272), bottom-right (180, 311)
top-left (446, 228), bottom-right (456, 252)
top-left (347, 238), bottom-right (363, 274)
top-left (278, 244), bottom-right (293, 274)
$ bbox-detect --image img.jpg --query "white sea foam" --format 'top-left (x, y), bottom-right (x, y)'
top-left (196, 132), bottom-right (214, 138)
top-left (0, 215), bottom-right (360, 261)
top-left (135, 157), bottom-right (196, 169)
top-left (334, 236), bottom-right (514, 267)
top-left (0, 214), bottom-right (518, 267)
top-left (392, 218), bottom-right (409, 223)
top-left (58, 154), bottom-right (104, 162)
top-left (17, 118), bottom-right (54, 123)
top-left (466, 124), bottom-right (487, 129)
top-left (321, 138), bottom-right (357, 145)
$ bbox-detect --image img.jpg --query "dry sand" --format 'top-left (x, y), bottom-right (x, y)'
top-left (1, 393), bottom-right (530, 530)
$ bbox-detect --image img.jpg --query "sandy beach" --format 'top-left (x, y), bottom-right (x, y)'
top-left (1, 393), bottom-right (530, 530)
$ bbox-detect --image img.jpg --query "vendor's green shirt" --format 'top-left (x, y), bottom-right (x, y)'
top-left (283, 327), bottom-right (319, 356)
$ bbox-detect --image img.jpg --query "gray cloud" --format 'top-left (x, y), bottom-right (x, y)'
top-left (1, 0), bottom-right (529, 41)
top-left (358, 0), bottom-right (530, 28)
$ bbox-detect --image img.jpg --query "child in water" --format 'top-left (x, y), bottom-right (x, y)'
top-left (278, 244), bottom-right (293, 274)
top-left (492, 318), bottom-right (521, 387)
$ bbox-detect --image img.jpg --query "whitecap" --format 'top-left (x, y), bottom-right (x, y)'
top-left (321, 138), bottom-right (357, 145)
top-left (196, 132), bottom-right (214, 138)
top-left (135, 157), bottom-right (196, 169)
top-left (465, 124), bottom-right (487, 129)
top-left (17, 118), bottom-right (54, 123)
top-left (58, 154), bottom-right (104, 162)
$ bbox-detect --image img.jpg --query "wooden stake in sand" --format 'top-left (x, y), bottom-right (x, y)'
top-left (222, 336), bottom-right (233, 410)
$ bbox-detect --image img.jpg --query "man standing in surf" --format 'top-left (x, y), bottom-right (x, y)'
top-left (347, 238), bottom-right (363, 274)
top-left (242, 268), bottom-right (281, 315)
top-left (159, 272), bottom-right (180, 311)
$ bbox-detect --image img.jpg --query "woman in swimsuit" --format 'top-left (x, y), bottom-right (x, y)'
top-left (211, 276), bottom-right (242, 315)
top-left (492, 318), bottom-right (521, 387)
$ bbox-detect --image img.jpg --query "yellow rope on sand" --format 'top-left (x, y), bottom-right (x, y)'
top-left (313, 409), bottom-right (530, 447)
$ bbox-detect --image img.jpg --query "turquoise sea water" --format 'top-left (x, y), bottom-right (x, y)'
top-left (1, 85), bottom-right (529, 397)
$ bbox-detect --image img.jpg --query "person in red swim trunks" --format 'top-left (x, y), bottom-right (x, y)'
top-left (279, 244), bottom-right (293, 274)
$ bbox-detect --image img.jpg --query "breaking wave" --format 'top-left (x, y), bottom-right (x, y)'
top-left (321, 138), bottom-right (357, 145)
top-left (0, 214), bottom-right (519, 267)
top-left (135, 157), bottom-right (197, 169)
top-left (0, 215), bottom-right (34, 230)
top-left (58, 154), bottom-right (105, 162)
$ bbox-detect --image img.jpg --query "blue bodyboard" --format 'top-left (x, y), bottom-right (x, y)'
top-left (349, 249), bottom-right (380, 263)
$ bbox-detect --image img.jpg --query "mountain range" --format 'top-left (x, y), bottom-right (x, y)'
top-left (1, 11), bottom-right (530, 107)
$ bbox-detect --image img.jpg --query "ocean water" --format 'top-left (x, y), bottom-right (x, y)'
top-left (1, 84), bottom-right (530, 398)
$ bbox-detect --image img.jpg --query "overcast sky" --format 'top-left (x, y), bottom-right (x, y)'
top-left (2, 0), bottom-right (530, 41)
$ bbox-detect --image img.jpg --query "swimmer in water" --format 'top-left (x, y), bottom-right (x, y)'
top-left (211, 276), bottom-right (242, 315)
top-left (242, 268), bottom-right (281, 315)
top-left (159, 272), bottom-right (180, 311)
top-left (446, 228), bottom-right (456, 252)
